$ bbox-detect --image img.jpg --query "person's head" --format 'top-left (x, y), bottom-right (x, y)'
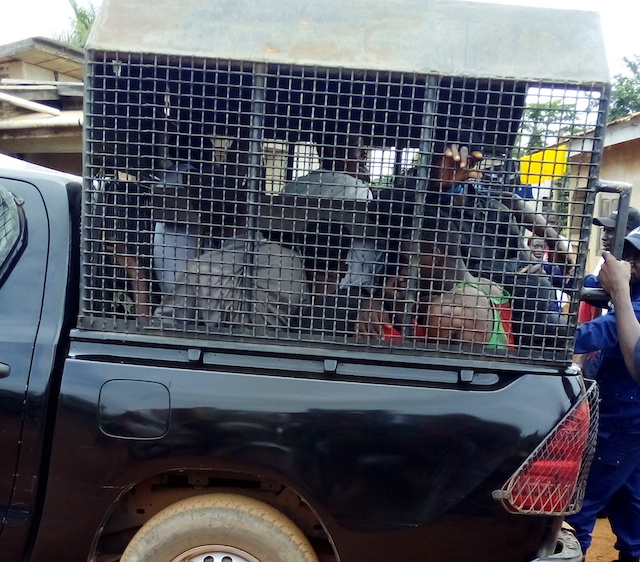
top-left (202, 183), bottom-right (250, 236)
top-left (401, 215), bottom-right (464, 294)
top-left (528, 235), bottom-right (547, 260)
top-left (622, 226), bottom-right (640, 284)
top-left (594, 207), bottom-right (640, 252)
top-left (381, 214), bottom-right (461, 308)
top-left (544, 213), bottom-right (558, 228)
top-left (224, 137), bottom-right (254, 186)
top-left (297, 222), bottom-right (351, 298)
top-left (313, 125), bottom-right (369, 181)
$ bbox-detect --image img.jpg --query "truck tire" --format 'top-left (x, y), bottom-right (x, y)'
top-left (119, 493), bottom-right (319, 562)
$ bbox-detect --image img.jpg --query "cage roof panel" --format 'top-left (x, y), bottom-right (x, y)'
top-left (87, 0), bottom-right (609, 84)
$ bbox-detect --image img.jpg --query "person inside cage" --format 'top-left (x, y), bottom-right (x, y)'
top-left (152, 135), bottom-right (264, 297)
top-left (295, 222), bottom-right (351, 303)
top-left (369, 218), bottom-right (514, 350)
top-left (427, 142), bottom-right (575, 281)
top-left (101, 175), bottom-right (155, 318)
top-left (294, 221), bottom-right (366, 336)
top-left (281, 121), bottom-right (379, 298)
top-left (154, 183), bottom-right (308, 332)
top-left (353, 139), bottom-right (572, 348)
top-left (282, 122), bottom-right (373, 200)
top-left (152, 133), bottom-right (220, 295)
top-left (420, 140), bottom-right (574, 348)
top-left (524, 234), bottom-right (573, 314)
top-left (350, 193), bottom-right (513, 348)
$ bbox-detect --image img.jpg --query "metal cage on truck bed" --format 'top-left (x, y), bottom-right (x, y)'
top-left (80, 0), bottom-right (610, 364)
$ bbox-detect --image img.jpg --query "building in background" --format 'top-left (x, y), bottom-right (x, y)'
top-left (0, 37), bottom-right (83, 174)
top-left (563, 112), bottom-right (640, 273)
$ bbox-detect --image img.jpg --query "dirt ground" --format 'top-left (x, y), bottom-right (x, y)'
top-left (588, 517), bottom-right (619, 562)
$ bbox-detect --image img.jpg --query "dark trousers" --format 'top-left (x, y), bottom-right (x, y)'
top-left (566, 430), bottom-right (640, 558)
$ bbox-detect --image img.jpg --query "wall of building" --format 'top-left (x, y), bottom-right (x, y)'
top-left (572, 116), bottom-right (640, 275)
top-left (600, 139), bottom-right (640, 193)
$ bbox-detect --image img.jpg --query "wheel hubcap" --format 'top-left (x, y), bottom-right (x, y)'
top-left (170, 545), bottom-right (261, 562)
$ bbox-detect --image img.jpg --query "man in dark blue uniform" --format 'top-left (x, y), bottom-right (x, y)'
top-left (566, 227), bottom-right (640, 562)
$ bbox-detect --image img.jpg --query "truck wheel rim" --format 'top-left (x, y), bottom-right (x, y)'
top-left (170, 545), bottom-right (261, 562)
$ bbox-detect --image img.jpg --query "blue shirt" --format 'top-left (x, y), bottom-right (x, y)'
top-left (575, 284), bottom-right (640, 433)
top-left (583, 273), bottom-right (600, 288)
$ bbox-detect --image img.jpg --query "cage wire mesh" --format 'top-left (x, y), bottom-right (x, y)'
top-left (81, 51), bottom-right (607, 363)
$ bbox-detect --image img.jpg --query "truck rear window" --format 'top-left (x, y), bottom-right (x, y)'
top-left (0, 185), bottom-right (26, 286)
top-left (80, 54), bottom-right (607, 364)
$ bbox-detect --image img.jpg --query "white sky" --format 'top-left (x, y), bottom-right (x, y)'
top-left (2, 0), bottom-right (639, 78)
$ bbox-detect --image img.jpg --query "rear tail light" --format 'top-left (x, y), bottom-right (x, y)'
top-left (493, 379), bottom-right (599, 515)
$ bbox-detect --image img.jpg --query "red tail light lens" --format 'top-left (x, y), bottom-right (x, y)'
top-left (493, 381), bottom-right (598, 515)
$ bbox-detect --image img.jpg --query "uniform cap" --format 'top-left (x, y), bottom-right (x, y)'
top-left (593, 207), bottom-right (640, 233)
top-left (624, 225), bottom-right (640, 252)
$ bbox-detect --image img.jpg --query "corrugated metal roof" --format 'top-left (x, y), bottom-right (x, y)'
top-left (87, 0), bottom-right (609, 84)
top-left (0, 38), bottom-right (84, 152)
top-left (606, 110), bottom-right (640, 127)
top-left (0, 37), bottom-right (84, 81)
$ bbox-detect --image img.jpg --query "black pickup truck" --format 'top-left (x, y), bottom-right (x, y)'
top-left (0, 164), bottom-right (597, 562)
top-left (0, 0), bottom-right (612, 561)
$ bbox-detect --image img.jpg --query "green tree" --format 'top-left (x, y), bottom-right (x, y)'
top-left (608, 55), bottom-right (640, 122)
top-left (515, 100), bottom-right (582, 155)
top-left (55, 1), bottom-right (98, 49)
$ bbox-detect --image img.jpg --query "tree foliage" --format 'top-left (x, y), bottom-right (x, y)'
top-left (608, 55), bottom-right (640, 122)
top-left (515, 100), bottom-right (582, 155)
top-left (55, 1), bottom-right (98, 49)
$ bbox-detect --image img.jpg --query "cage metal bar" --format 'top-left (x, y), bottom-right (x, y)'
top-left (79, 49), bottom-right (607, 364)
top-left (401, 75), bottom-right (440, 338)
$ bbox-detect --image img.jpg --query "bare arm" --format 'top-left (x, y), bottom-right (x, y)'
top-left (502, 193), bottom-right (575, 272)
top-left (598, 251), bottom-right (640, 382)
top-left (113, 243), bottom-right (152, 317)
top-left (354, 297), bottom-right (394, 341)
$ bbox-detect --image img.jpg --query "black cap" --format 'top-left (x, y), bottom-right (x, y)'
top-left (624, 226), bottom-right (640, 253)
top-left (593, 207), bottom-right (640, 233)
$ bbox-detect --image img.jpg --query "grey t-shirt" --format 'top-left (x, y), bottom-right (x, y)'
top-left (283, 170), bottom-right (372, 200)
top-left (156, 236), bottom-right (308, 331)
top-left (283, 169), bottom-right (373, 289)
